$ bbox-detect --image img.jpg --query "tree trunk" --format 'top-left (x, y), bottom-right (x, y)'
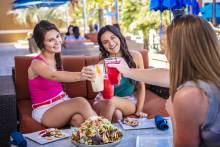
top-left (143, 31), bottom-right (149, 50)
top-left (144, 37), bottom-right (149, 50)
top-left (98, 8), bottom-right (104, 28)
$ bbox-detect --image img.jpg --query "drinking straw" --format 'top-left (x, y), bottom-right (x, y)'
top-left (96, 64), bottom-right (101, 74)
top-left (103, 61), bottom-right (107, 75)
top-left (114, 54), bottom-right (117, 62)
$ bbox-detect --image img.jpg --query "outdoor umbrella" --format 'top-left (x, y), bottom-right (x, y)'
top-left (149, 0), bottom-right (194, 20)
top-left (149, 0), bottom-right (168, 36)
top-left (150, 0), bottom-right (168, 12)
top-left (162, 0), bottom-right (188, 10)
top-left (200, 3), bottom-right (220, 19)
top-left (191, 0), bottom-right (200, 15)
top-left (12, 0), bottom-right (70, 9)
top-left (11, 0), bottom-right (71, 30)
top-left (151, 0), bottom-right (199, 14)
top-left (149, 0), bottom-right (188, 35)
top-left (11, 0), bottom-right (89, 33)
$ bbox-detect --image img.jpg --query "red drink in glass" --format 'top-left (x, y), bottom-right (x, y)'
top-left (102, 77), bottom-right (114, 99)
top-left (105, 58), bottom-right (120, 85)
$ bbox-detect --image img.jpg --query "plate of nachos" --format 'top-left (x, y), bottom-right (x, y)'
top-left (24, 128), bottom-right (70, 144)
top-left (71, 116), bottom-right (123, 147)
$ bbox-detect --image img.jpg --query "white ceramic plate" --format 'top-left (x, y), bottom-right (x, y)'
top-left (72, 138), bottom-right (122, 147)
top-left (24, 128), bottom-right (70, 145)
top-left (118, 118), bottom-right (156, 130)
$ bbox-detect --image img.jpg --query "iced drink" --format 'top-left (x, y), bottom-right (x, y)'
top-left (104, 58), bottom-right (121, 85)
top-left (102, 76), bottom-right (114, 99)
top-left (89, 64), bottom-right (104, 92)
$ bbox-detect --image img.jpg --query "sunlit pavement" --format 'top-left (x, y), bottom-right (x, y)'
top-left (0, 43), bottom-right (29, 76)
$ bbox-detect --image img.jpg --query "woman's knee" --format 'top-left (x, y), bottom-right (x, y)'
top-left (112, 109), bottom-right (123, 122)
top-left (93, 102), bottom-right (100, 113)
top-left (71, 113), bottom-right (84, 127)
top-left (93, 100), bottom-right (115, 112)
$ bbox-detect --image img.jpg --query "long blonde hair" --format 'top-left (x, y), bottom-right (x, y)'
top-left (167, 15), bottom-right (220, 99)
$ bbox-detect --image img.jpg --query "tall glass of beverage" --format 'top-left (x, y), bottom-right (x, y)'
top-left (102, 75), bottom-right (114, 99)
top-left (104, 58), bottom-right (121, 85)
top-left (88, 64), bottom-right (104, 92)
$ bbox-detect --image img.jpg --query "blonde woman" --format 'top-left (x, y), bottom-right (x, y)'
top-left (110, 15), bottom-right (220, 146)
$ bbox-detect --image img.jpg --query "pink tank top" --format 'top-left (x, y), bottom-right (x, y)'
top-left (28, 55), bottom-right (63, 104)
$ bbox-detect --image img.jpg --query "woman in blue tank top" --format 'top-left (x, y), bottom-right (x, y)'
top-left (93, 25), bottom-right (146, 122)
top-left (110, 15), bottom-right (220, 146)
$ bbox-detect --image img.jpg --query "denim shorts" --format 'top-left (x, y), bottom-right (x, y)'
top-left (32, 92), bottom-right (70, 123)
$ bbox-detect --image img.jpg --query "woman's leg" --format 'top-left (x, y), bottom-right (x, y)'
top-left (93, 100), bottom-right (115, 120)
top-left (70, 113), bottom-right (84, 127)
top-left (93, 96), bottom-right (136, 121)
top-left (112, 109), bottom-right (123, 123)
top-left (41, 97), bottom-right (96, 128)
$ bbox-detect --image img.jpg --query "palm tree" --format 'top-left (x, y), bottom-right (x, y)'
top-left (8, 5), bottom-right (72, 27)
top-left (69, 0), bottom-right (115, 31)
top-left (121, 0), bottom-right (170, 48)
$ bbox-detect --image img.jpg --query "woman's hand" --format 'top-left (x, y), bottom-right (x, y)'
top-left (135, 112), bottom-right (148, 118)
top-left (81, 66), bottom-right (96, 81)
top-left (108, 58), bottom-right (130, 76)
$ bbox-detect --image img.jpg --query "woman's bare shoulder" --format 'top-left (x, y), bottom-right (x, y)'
top-left (129, 50), bottom-right (144, 68)
top-left (31, 58), bottom-right (47, 68)
top-left (28, 59), bottom-right (44, 78)
top-left (29, 58), bottom-right (52, 76)
top-left (174, 87), bottom-right (207, 108)
top-left (173, 86), bottom-right (208, 122)
top-left (129, 50), bottom-right (142, 58)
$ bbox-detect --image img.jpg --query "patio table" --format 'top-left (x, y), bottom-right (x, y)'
top-left (22, 120), bottom-right (173, 147)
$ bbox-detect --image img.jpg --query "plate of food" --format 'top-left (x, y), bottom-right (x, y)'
top-left (71, 116), bottom-right (123, 147)
top-left (24, 128), bottom-right (70, 144)
top-left (119, 117), bottom-right (156, 130)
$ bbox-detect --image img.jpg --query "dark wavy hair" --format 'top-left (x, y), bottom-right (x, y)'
top-left (73, 26), bottom-right (80, 39)
top-left (66, 25), bottom-right (74, 36)
top-left (97, 25), bottom-right (136, 68)
top-left (33, 20), bottom-right (63, 71)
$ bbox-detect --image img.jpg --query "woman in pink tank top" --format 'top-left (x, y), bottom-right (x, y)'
top-left (28, 20), bottom-right (97, 128)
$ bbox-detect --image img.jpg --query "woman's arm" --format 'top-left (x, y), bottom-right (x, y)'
top-left (109, 59), bottom-right (170, 88)
top-left (30, 59), bottom-right (95, 82)
top-left (171, 87), bottom-right (208, 147)
top-left (130, 51), bottom-right (146, 114)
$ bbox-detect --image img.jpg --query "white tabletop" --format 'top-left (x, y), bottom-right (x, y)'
top-left (22, 119), bottom-right (173, 147)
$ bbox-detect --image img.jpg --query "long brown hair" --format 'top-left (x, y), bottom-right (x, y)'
top-left (97, 25), bottom-right (136, 68)
top-left (167, 15), bottom-right (220, 99)
top-left (33, 20), bottom-right (63, 71)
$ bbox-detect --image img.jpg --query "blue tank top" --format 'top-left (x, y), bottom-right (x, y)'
top-left (179, 80), bottom-right (220, 147)
top-left (114, 76), bottom-right (136, 97)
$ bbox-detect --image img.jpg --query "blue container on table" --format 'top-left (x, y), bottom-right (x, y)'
top-left (7, 131), bottom-right (27, 147)
top-left (154, 115), bottom-right (169, 130)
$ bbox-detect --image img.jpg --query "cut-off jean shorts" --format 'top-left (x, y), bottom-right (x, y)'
top-left (32, 91), bottom-right (70, 123)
